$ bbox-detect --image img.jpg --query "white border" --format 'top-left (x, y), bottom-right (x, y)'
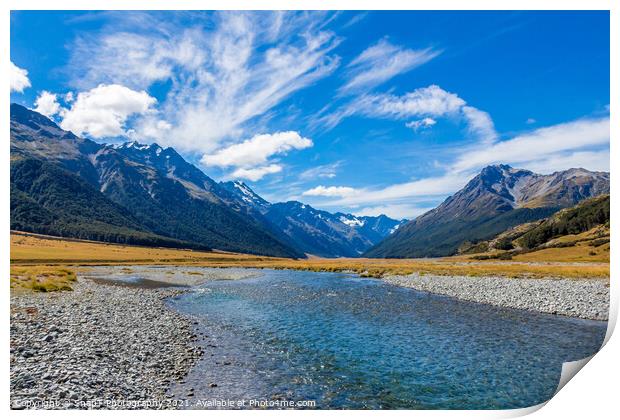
top-left (2, 1), bottom-right (617, 419)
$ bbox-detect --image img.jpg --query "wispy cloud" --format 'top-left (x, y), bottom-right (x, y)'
top-left (406, 117), bottom-right (437, 131)
top-left (65, 11), bottom-right (341, 158)
top-left (305, 114), bottom-right (609, 218)
top-left (319, 84), bottom-right (497, 143)
top-left (339, 39), bottom-right (440, 94)
top-left (10, 61), bottom-right (31, 93)
top-left (450, 116), bottom-right (610, 172)
top-left (298, 161), bottom-right (342, 180)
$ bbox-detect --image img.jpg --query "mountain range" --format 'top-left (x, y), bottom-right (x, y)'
top-left (363, 164), bottom-right (610, 258)
top-left (10, 104), bottom-right (402, 258)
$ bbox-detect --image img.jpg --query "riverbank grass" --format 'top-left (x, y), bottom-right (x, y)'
top-left (10, 266), bottom-right (77, 292)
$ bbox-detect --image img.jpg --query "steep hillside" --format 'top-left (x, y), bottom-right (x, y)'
top-left (460, 195), bottom-right (610, 262)
top-left (10, 104), bottom-right (301, 257)
top-left (10, 158), bottom-right (196, 248)
top-left (364, 165), bottom-right (609, 258)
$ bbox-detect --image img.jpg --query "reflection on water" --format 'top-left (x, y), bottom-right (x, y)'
top-left (161, 269), bottom-right (606, 409)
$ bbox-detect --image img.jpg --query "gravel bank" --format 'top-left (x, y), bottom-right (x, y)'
top-left (383, 274), bottom-right (609, 321)
top-left (10, 279), bottom-right (203, 410)
top-left (82, 266), bottom-right (263, 287)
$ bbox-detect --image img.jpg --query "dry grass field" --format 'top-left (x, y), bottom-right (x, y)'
top-left (10, 232), bottom-right (609, 283)
top-left (10, 265), bottom-right (77, 292)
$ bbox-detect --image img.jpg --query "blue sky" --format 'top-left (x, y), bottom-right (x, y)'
top-left (10, 11), bottom-right (610, 219)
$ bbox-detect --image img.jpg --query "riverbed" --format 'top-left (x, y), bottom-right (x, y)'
top-left (10, 266), bottom-right (608, 410)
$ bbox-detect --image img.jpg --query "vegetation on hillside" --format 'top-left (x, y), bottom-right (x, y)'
top-left (365, 207), bottom-right (557, 258)
top-left (462, 195), bottom-right (610, 261)
top-left (517, 195), bottom-right (610, 249)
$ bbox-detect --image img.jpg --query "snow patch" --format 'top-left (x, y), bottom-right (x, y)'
top-left (339, 215), bottom-right (365, 227)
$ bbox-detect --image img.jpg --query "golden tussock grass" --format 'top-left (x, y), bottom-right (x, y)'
top-left (10, 265), bottom-right (77, 292)
top-left (10, 233), bottom-right (609, 281)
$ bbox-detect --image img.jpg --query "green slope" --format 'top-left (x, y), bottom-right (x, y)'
top-left (11, 158), bottom-right (205, 249)
top-left (363, 207), bottom-right (558, 258)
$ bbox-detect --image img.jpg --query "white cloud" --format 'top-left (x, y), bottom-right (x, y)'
top-left (526, 117), bottom-right (536, 124)
top-left (451, 117), bottom-right (610, 173)
top-left (329, 172), bottom-right (472, 207)
top-left (64, 92), bottom-right (75, 103)
top-left (406, 117), bottom-right (436, 131)
top-left (359, 85), bottom-right (465, 119)
top-left (302, 185), bottom-right (359, 197)
top-left (340, 39), bottom-right (440, 94)
top-left (313, 115), bottom-right (609, 217)
top-left (299, 161), bottom-right (341, 180)
top-left (67, 11), bottom-right (340, 153)
top-left (60, 84), bottom-right (157, 138)
top-left (461, 106), bottom-right (497, 143)
top-left (33, 91), bottom-right (61, 118)
top-left (520, 150), bottom-right (610, 174)
top-left (10, 62), bottom-right (31, 93)
top-left (354, 204), bottom-right (433, 220)
top-left (231, 164), bottom-right (282, 181)
top-left (201, 131), bottom-right (312, 168)
top-left (320, 85), bottom-right (496, 142)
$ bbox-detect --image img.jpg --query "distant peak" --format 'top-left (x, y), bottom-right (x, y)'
top-left (10, 102), bottom-right (60, 130)
top-left (113, 140), bottom-right (163, 154)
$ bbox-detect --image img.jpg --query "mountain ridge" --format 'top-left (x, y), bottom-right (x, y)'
top-left (363, 164), bottom-right (609, 258)
top-left (10, 103), bottom-right (402, 258)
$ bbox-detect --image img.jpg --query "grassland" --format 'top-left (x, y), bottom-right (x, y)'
top-left (11, 232), bottom-right (609, 281)
top-left (10, 265), bottom-right (77, 292)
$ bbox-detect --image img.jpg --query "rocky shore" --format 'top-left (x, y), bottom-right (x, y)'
top-left (10, 279), bottom-right (203, 410)
top-left (383, 274), bottom-right (609, 321)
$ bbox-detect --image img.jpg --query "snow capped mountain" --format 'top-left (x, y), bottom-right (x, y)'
top-left (339, 214), bottom-right (365, 227)
top-left (220, 182), bottom-right (402, 257)
top-left (11, 104), bottom-right (405, 259)
top-left (220, 180), bottom-right (270, 210)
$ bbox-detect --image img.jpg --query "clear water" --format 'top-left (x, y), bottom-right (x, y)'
top-left (166, 269), bottom-right (606, 409)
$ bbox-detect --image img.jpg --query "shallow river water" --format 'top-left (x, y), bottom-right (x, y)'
top-left (157, 269), bottom-right (607, 409)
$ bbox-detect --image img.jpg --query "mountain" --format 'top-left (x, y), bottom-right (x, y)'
top-left (11, 158), bottom-right (196, 248)
top-left (460, 194), bottom-right (610, 260)
top-left (10, 104), bottom-right (301, 258)
top-left (364, 164), bottom-right (610, 258)
top-left (10, 104), bottom-right (401, 258)
top-left (220, 181), bottom-right (404, 257)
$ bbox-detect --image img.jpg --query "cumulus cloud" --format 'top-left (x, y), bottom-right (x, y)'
top-left (406, 117), bottom-right (436, 131)
top-left (230, 164), bottom-right (283, 182)
top-left (66, 11), bottom-right (340, 153)
top-left (302, 185), bottom-right (359, 197)
top-left (201, 131), bottom-right (312, 181)
top-left (33, 91), bottom-right (61, 118)
top-left (59, 84), bottom-right (157, 138)
top-left (202, 131), bottom-right (312, 168)
top-left (10, 61), bottom-right (31, 93)
top-left (340, 39), bottom-right (440, 94)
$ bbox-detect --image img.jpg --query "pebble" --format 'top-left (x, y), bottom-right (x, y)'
top-left (384, 273), bottom-right (609, 320)
top-left (10, 279), bottom-right (203, 409)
